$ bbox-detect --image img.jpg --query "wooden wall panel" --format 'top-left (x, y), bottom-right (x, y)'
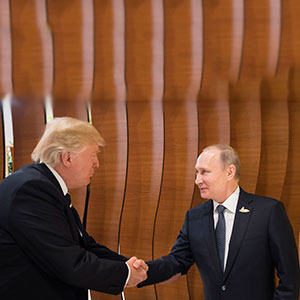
top-left (47, 0), bottom-right (93, 102)
top-left (10, 0), bottom-right (51, 170)
top-left (255, 76), bottom-right (289, 200)
top-left (153, 1), bottom-right (201, 299)
top-left (240, 0), bottom-right (281, 79)
top-left (281, 69), bottom-right (300, 256)
top-left (11, 98), bottom-right (45, 171)
top-left (89, 1), bottom-right (127, 300)
top-left (89, 102), bottom-right (127, 300)
top-left (92, 0), bottom-right (126, 102)
top-left (229, 80), bottom-right (261, 194)
top-left (154, 101), bottom-right (198, 300)
top-left (0, 0), bottom-right (12, 97)
top-left (120, 1), bottom-right (164, 299)
top-left (279, 0), bottom-right (300, 70)
top-left (201, 0), bottom-right (243, 88)
top-left (10, 0), bottom-right (52, 98)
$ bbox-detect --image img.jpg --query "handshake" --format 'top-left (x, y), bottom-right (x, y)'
top-left (126, 256), bottom-right (148, 287)
top-left (125, 257), bottom-right (181, 288)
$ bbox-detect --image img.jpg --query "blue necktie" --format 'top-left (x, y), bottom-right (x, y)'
top-left (216, 205), bottom-right (226, 271)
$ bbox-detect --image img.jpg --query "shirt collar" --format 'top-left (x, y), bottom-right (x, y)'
top-left (44, 163), bottom-right (68, 196)
top-left (213, 186), bottom-right (240, 214)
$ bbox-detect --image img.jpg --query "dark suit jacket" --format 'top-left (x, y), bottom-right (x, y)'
top-left (139, 188), bottom-right (300, 300)
top-left (0, 163), bottom-right (128, 300)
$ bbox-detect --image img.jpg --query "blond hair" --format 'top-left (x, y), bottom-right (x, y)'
top-left (31, 117), bottom-right (105, 167)
top-left (202, 144), bottom-right (240, 180)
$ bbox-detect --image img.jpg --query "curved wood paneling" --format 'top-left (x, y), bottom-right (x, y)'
top-left (240, 0), bottom-right (281, 79)
top-left (10, 0), bottom-right (52, 98)
top-left (153, 1), bottom-right (201, 299)
top-left (89, 102), bottom-right (127, 300)
top-left (229, 80), bottom-right (261, 194)
top-left (120, 1), bottom-right (164, 299)
top-left (255, 75), bottom-right (289, 200)
top-left (280, 69), bottom-right (300, 254)
top-left (92, 0), bottom-right (126, 102)
top-left (154, 101), bottom-right (198, 300)
top-left (89, 1), bottom-right (126, 299)
top-left (279, 0), bottom-right (300, 70)
top-left (121, 102), bottom-right (163, 300)
top-left (47, 0), bottom-right (93, 102)
top-left (10, 1), bottom-right (50, 170)
top-left (0, 0), bottom-right (12, 97)
top-left (201, 0), bottom-right (243, 88)
top-left (11, 98), bottom-right (45, 170)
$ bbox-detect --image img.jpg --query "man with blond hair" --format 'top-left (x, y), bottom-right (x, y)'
top-left (139, 144), bottom-right (299, 300)
top-left (0, 117), bottom-right (147, 300)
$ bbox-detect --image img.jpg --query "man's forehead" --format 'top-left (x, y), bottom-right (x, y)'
top-left (195, 149), bottom-right (220, 167)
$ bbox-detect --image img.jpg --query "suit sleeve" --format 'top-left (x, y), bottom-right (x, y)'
top-left (138, 211), bottom-right (194, 287)
top-left (268, 201), bottom-right (300, 300)
top-left (85, 234), bottom-right (128, 262)
top-left (9, 180), bottom-right (128, 295)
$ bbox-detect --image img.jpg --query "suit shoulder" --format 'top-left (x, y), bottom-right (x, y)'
top-left (240, 188), bottom-right (282, 209)
top-left (187, 200), bottom-right (212, 217)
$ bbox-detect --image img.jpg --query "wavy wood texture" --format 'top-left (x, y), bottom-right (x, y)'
top-left (281, 69), bottom-right (300, 257)
top-left (47, 0), bottom-right (93, 102)
top-left (120, 1), bottom-right (164, 299)
top-left (10, 0), bottom-right (51, 170)
top-left (10, 0), bottom-right (52, 98)
top-left (89, 1), bottom-right (127, 300)
top-left (0, 0), bottom-right (12, 97)
top-left (153, 2), bottom-right (200, 300)
top-left (0, 1), bottom-right (299, 299)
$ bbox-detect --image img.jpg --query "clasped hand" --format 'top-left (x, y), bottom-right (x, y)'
top-left (126, 256), bottom-right (148, 287)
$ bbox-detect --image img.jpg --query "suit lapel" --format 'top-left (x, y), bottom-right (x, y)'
top-left (223, 188), bottom-right (254, 279)
top-left (202, 200), bottom-right (224, 277)
top-left (31, 163), bottom-right (85, 245)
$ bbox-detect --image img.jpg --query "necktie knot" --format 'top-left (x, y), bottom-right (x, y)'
top-left (65, 193), bottom-right (72, 207)
top-left (217, 205), bottom-right (225, 214)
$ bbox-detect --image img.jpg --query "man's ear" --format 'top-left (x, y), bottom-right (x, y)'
top-left (226, 164), bottom-right (236, 180)
top-left (60, 152), bottom-right (72, 168)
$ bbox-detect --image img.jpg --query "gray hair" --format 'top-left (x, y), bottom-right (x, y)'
top-left (31, 117), bottom-right (105, 167)
top-left (202, 144), bottom-right (240, 180)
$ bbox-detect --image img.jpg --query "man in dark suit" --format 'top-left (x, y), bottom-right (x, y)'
top-left (0, 117), bottom-right (147, 300)
top-left (139, 144), bottom-right (300, 300)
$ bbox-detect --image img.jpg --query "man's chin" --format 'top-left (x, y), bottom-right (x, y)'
top-left (200, 192), bottom-right (210, 199)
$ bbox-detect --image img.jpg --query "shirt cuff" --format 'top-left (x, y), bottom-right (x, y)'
top-left (124, 262), bottom-right (131, 288)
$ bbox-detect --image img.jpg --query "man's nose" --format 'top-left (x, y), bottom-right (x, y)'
top-left (94, 156), bottom-right (100, 168)
top-left (195, 174), bottom-right (202, 185)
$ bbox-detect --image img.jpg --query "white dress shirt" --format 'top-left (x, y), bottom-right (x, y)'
top-left (213, 186), bottom-right (240, 270)
top-left (44, 164), bottom-right (131, 290)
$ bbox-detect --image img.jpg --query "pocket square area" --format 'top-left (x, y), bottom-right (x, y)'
top-left (239, 207), bottom-right (250, 213)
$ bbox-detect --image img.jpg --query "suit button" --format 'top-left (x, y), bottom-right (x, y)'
top-left (221, 285), bottom-right (226, 291)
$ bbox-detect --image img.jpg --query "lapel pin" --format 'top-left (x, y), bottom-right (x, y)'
top-left (239, 207), bottom-right (250, 213)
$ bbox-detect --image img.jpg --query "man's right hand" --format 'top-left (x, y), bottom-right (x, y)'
top-left (126, 256), bottom-right (148, 287)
